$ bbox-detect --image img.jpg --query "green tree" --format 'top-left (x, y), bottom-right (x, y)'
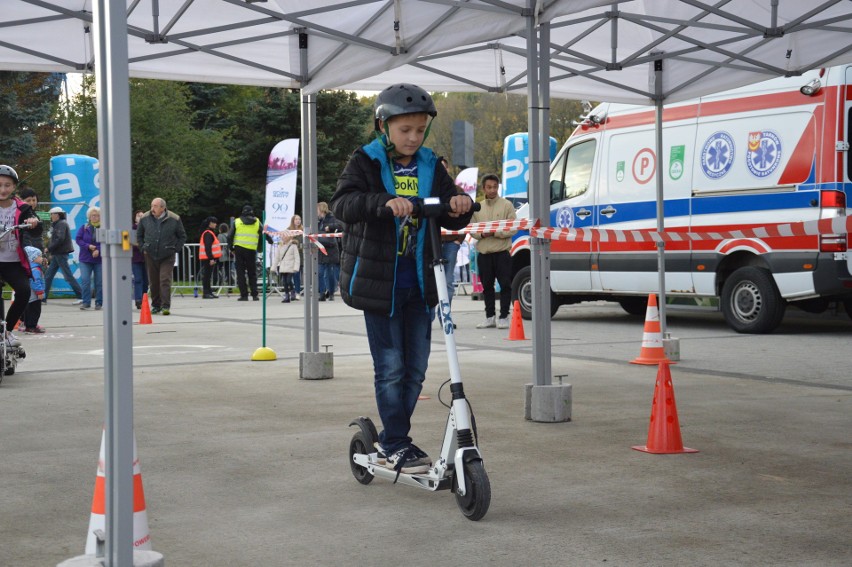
top-left (0, 71), bottom-right (63, 196)
top-left (62, 78), bottom-right (233, 228)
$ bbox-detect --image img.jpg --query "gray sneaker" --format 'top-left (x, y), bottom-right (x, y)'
top-left (72, 299), bottom-right (83, 305)
top-left (385, 445), bottom-right (431, 474)
top-left (5, 332), bottom-right (21, 347)
top-left (476, 316), bottom-right (496, 329)
top-left (497, 317), bottom-right (510, 329)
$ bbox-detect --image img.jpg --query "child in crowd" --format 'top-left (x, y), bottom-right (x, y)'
top-left (22, 246), bottom-right (46, 333)
top-left (273, 234), bottom-right (300, 303)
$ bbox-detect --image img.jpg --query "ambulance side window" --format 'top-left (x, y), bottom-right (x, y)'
top-left (549, 149), bottom-right (568, 204)
top-left (563, 140), bottom-right (596, 200)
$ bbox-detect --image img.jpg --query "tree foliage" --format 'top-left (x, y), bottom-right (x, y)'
top-left (0, 71), bottom-right (63, 194)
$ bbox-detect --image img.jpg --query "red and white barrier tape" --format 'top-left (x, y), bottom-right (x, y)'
top-left (529, 214), bottom-right (852, 243)
top-left (268, 213), bottom-right (852, 253)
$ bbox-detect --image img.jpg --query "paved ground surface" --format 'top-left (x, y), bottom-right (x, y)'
top-left (1, 293), bottom-right (850, 566)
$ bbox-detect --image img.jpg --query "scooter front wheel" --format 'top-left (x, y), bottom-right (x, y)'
top-left (348, 429), bottom-right (375, 485)
top-left (454, 460), bottom-right (491, 521)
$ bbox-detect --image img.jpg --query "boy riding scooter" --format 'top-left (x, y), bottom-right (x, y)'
top-left (332, 84), bottom-right (474, 474)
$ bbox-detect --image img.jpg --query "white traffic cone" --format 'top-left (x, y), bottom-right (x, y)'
top-left (85, 429), bottom-right (153, 554)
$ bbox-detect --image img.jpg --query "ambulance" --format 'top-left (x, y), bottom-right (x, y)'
top-left (510, 66), bottom-right (852, 333)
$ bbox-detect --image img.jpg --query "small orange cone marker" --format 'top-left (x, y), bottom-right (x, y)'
top-left (138, 292), bottom-right (152, 325)
top-left (630, 294), bottom-right (671, 365)
top-left (505, 300), bottom-right (529, 341)
top-left (85, 430), bottom-right (154, 554)
top-left (632, 361), bottom-right (698, 454)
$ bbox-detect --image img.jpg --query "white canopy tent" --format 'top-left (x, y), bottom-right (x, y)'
top-left (2, 1), bottom-right (851, 564)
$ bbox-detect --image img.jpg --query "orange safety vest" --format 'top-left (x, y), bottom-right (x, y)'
top-left (198, 229), bottom-right (222, 260)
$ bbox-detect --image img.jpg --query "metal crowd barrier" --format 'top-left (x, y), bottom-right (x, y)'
top-left (172, 243), bottom-right (285, 297)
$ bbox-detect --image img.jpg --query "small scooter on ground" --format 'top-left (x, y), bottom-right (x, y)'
top-left (0, 223), bottom-right (31, 384)
top-left (348, 197), bottom-right (491, 521)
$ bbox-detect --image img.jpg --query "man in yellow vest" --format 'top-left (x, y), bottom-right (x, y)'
top-left (227, 205), bottom-right (266, 301)
top-left (198, 216), bottom-right (221, 299)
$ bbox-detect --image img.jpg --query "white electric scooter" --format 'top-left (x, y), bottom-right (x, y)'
top-left (348, 197), bottom-right (491, 521)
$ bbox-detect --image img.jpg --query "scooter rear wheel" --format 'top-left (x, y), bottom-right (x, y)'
top-left (454, 460), bottom-right (491, 521)
top-left (349, 430), bottom-right (375, 485)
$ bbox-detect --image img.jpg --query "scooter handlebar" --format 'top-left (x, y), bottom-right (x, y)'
top-left (376, 199), bottom-right (480, 219)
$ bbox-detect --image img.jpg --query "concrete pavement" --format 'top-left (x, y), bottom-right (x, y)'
top-left (1, 294), bottom-right (849, 566)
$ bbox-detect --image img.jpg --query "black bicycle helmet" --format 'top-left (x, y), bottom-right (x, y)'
top-left (374, 83), bottom-right (437, 131)
top-left (0, 165), bottom-right (19, 184)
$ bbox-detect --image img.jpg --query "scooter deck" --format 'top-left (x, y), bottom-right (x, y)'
top-left (354, 452), bottom-right (453, 491)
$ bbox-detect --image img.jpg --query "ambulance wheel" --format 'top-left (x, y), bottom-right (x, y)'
top-left (511, 266), bottom-right (559, 320)
top-left (721, 266), bottom-right (785, 334)
top-left (617, 296), bottom-right (647, 316)
top-left (453, 459), bottom-right (491, 521)
top-left (843, 297), bottom-right (852, 320)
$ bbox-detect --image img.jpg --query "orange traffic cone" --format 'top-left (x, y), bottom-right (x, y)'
top-left (138, 292), bottom-right (152, 325)
top-left (632, 361), bottom-right (698, 454)
top-left (630, 294), bottom-right (671, 365)
top-left (85, 430), bottom-right (153, 554)
top-left (505, 300), bottom-right (528, 341)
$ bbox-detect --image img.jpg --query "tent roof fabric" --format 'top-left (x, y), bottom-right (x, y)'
top-left (0, 0), bottom-right (609, 89)
top-left (7, 1), bottom-right (847, 103)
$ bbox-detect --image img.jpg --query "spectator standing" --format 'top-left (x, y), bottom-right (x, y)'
top-left (286, 214), bottom-right (304, 295)
top-left (43, 206), bottom-right (84, 303)
top-left (17, 187), bottom-right (45, 251)
top-left (227, 205), bottom-right (267, 301)
top-left (22, 246), bottom-right (46, 333)
top-left (137, 198), bottom-right (186, 316)
top-left (75, 206), bottom-right (103, 311)
top-left (471, 173), bottom-right (517, 329)
top-left (198, 216), bottom-right (221, 299)
top-left (273, 234), bottom-right (300, 303)
top-left (331, 83), bottom-right (473, 474)
top-left (316, 202), bottom-right (341, 301)
top-left (131, 210), bottom-right (149, 310)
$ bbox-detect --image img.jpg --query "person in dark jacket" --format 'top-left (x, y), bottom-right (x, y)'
top-left (331, 84), bottom-right (473, 475)
top-left (316, 201), bottom-right (341, 301)
top-left (43, 206), bottom-right (84, 302)
top-left (137, 198), bottom-right (186, 315)
top-left (0, 165), bottom-right (42, 346)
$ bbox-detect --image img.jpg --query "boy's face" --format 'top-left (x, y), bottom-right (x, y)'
top-left (24, 196), bottom-right (38, 208)
top-left (0, 176), bottom-right (16, 201)
top-left (383, 113), bottom-right (429, 157)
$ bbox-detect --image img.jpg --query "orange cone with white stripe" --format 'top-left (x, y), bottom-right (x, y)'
top-left (85, 430), bottom-right (152, 554)
top-left (630, 294), bottom-right (672, 365)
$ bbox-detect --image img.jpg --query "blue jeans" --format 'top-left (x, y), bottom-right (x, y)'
top-left (441, 241), bottom-right (461, 304)
top-left (364, 286), bottom-right (433, 454)
top-left (132, 261), bottom-right (149, 302)
top-left (44, 253), bottom-right (83, 298)
top-left (318, 263), bottom-right (339, 296)
top-left (79, 262), bottom-right (103, 307)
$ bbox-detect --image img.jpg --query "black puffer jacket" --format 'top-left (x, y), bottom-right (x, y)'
top-left (331, 139), bottom-right (473, 315)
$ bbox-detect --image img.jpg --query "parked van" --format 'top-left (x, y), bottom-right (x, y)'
top-left (510, 66), bottom-right (852, 333)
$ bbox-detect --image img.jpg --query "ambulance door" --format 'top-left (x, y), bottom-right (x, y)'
top-left (547, 136), bottom-right (599, 292)
top-left (597, 120), bottom-right (696, 293)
